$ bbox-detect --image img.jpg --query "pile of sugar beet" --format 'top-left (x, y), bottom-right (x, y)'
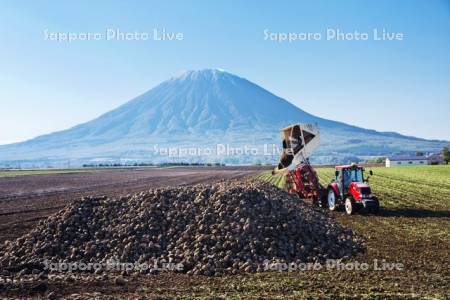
top-left (0, 179), bottom-right (363, 276)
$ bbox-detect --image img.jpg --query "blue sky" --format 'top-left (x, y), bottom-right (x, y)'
top-left (1, 0), bottom-right (449, 144)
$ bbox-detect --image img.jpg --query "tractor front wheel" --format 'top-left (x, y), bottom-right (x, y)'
top-left (345, 198), bottom-right (356, 215)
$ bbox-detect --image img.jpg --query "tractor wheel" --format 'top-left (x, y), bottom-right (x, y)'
top-left (370, 197), bottom-right (380, 214)
top-left (327, 189), bottom-right (339, 211)
top-left (345, 198), bottom-right (356, 215)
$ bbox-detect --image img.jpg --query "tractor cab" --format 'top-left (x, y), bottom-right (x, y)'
top-left (327, 164), bottom-right (379, 215)
top-left (334, 164), bottom-right (370, 196)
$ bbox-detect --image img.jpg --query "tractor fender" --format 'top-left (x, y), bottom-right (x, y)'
top-left (327, 182), bottom-right (340, 198)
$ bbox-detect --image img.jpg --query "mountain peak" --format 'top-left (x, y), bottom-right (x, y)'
top-left (174, 68), bottom-right (235, 82)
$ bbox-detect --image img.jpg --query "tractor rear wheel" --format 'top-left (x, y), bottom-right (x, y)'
top-left (327, 189), bottom-right (339, 211)
top-left (345, 198), bottom-right (356, 215)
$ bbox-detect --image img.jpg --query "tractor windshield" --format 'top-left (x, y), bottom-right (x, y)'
top-left (343, 168), bottom-right (364, 184)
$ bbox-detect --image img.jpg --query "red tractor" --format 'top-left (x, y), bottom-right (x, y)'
top-left (326, 164), bottom-right (379, 214)
top-left (272, 124), bottom-right (379, 215)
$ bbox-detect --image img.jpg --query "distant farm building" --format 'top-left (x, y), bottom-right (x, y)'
top-left (385, 155), bottom-right (428, 167)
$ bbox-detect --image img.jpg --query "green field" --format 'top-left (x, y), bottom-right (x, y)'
top-left (251, 165), bottom-right (450, 298)
top-left (255, 171), bottom-right (286, 189)
top-left (259, 165), bottom-right (450, 210)
top-left (0, 169), bottom-right (88, 177)
top-left (316, 165), bottom-right (450, 211)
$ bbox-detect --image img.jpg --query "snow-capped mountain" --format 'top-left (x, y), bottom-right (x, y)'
top-left (0, 69), bottom-right (447, 167)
